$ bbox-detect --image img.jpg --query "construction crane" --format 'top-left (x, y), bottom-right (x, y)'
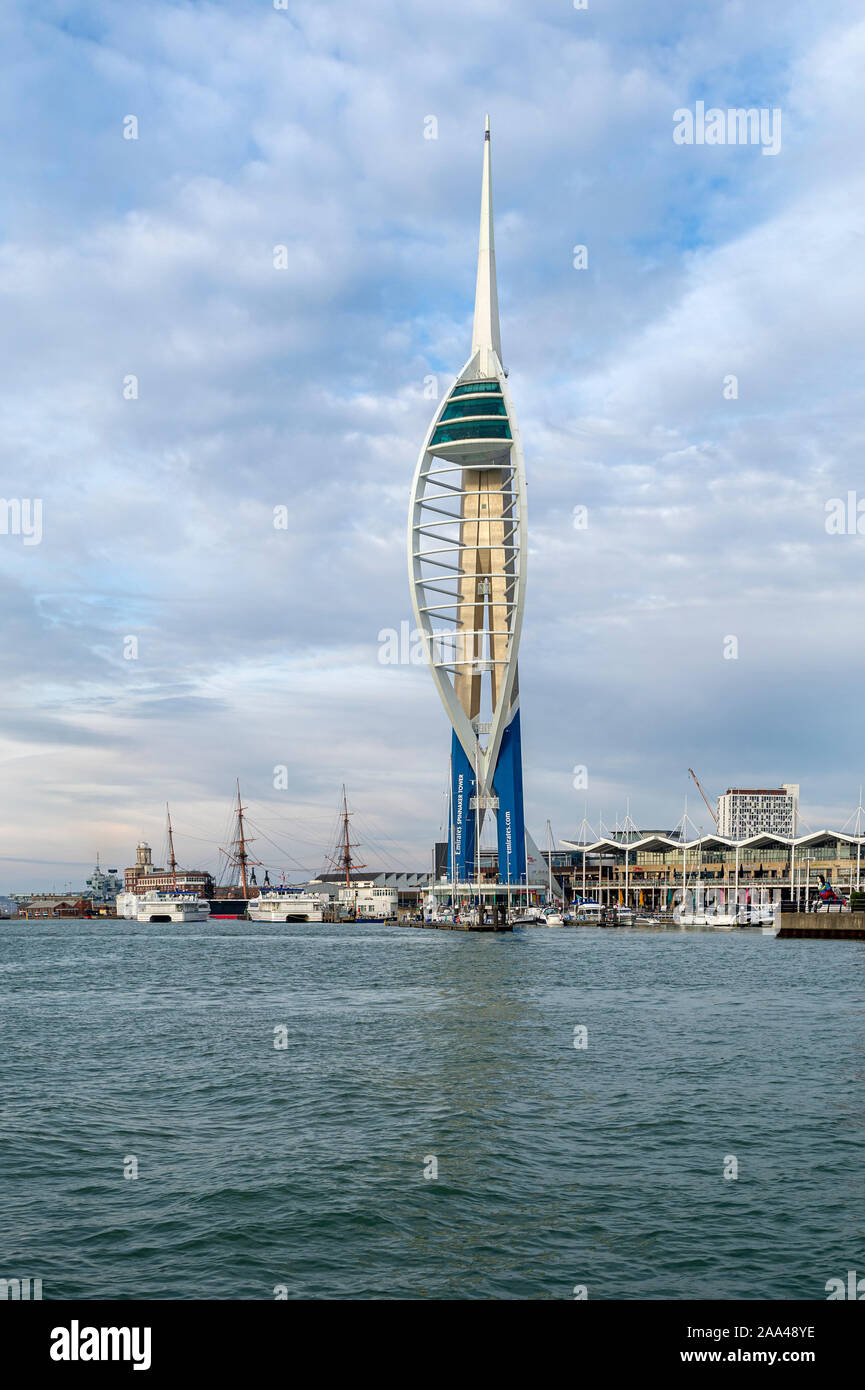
top-left (688, 768), bottom-right (718, 827)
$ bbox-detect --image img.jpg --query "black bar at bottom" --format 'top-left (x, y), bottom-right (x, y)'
top-left (5, 1299), bottom-right (860, 1377)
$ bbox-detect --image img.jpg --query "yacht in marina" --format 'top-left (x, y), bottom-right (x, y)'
top-left (674, 907), bottom-right (737, 928)
top-left (673, 901), bottom-right (776, 929)
top-left (574, 900), bottom-right (603, 923)
top-left (540, 821), bottom-right (565, 924)
top-left (735, 904), bottom-right (777, 928)
top-left (510, 906), bottom-right (547, 925)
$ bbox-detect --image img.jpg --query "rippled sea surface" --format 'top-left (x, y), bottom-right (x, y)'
top-left (1, 918), bottom-right (864, 1300)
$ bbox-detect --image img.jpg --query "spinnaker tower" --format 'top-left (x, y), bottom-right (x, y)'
top-left (408, 117), bottom-right (529, 894)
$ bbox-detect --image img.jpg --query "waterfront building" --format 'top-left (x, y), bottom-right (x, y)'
top-left (408, 118), bottom-right (534, 905)
top-left (556, 827), bottom-right (864, 911)
top-left (18, 897), bottom-right (87, 918)
top-left (313, 870), bottom-right (429, 918)
top-left (124, 840), bottom-right (155, 888)
top-left (123, 841), bottom-right (213, 899)
top-left (717, 784), bottom-right (799, 837)
top-left (337, 881), bottom-right (399, 919)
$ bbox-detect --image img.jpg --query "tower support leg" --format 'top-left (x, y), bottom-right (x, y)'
top-left (493, 710), bottom-right (526, 886)
top-left (448, 731), bottom-right (477, 883)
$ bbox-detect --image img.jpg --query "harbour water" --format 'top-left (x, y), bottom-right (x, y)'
top-left (1, 919), bottom-right (863, 1300)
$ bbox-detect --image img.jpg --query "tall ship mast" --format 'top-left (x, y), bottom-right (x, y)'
top-left (166, 803), bottom-right (178, 890)
top-left (220, 781), bottom-right (261, 899)
top-left (329, 784), bottom-right (366, 888)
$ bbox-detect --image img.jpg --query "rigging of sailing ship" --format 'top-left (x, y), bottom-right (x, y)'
top-left (166, 802), bottom-right (178, 889)
top-left (219, 780), bottom-right (261, 900)
top-left (325, 785), bottom-right (366, 918)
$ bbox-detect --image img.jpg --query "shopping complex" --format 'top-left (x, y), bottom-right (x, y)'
top-left (552, 828), bottom-right (865, 911)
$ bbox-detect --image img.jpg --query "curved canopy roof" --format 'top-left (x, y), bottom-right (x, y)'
top-left (559, 829), bottom-right (864, 854)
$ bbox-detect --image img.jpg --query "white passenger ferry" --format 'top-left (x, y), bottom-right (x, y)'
top-left (247, 887), bottom-right (328, 923)
top-left (116, 890), bottom-right (210, 923)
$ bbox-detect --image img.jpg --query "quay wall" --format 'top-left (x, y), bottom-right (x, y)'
top-left (778, 912), bottom-right (865, 939)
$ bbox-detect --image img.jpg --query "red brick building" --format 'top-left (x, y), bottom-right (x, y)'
top-left (124, 842), bottom-right (213, 897)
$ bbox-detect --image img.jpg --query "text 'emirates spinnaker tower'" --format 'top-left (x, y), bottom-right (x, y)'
top-left (408, 117), bottom-right (528, 887)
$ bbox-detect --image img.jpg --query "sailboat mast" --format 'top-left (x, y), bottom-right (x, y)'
top-left (546, 818), bottom-right (553, 901)
top-left (167, 803), bottom-right (178, 889)
top-left (474, 739), bottom-right (481, 909)
top-left (682, 801), bottom-right (688, 909)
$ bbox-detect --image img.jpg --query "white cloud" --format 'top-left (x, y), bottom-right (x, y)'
top-left (1, 0), bottom-right (864, 889)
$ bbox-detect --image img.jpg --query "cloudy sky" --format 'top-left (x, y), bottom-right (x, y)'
top-left (1, 0), bottom-right (864, 892)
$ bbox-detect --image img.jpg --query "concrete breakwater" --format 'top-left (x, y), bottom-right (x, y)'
top-left (777, 912), bottom-right (865, 939)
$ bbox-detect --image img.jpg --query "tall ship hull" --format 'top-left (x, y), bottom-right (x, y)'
top-left (207, 898), bottom-right (249, 919)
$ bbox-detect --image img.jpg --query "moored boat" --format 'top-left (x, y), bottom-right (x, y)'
top-left (117, 890), bottom-right (210, 923)
top-left (675, 910), bottom-right (738, 928)
top-left (574, 900), bottom-right (603, 923)
top-left (510, 907), bottom-right (547, 925)
top-left (247, 887), bottom-right (328, 923)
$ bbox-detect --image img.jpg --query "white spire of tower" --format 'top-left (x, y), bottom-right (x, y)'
top-left (471, 115), bottom-right (502, 374)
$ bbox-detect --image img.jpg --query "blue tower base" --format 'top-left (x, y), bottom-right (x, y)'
top-left (494, 710), bottom-right (526, 886)
top-left (447, 730), bottom-right (476, 884)
top-left (447, 711), bottom-right (526, 886)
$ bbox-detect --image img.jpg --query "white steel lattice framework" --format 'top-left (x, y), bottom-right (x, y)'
top-left (407, 117), bottom-right (528, 885)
